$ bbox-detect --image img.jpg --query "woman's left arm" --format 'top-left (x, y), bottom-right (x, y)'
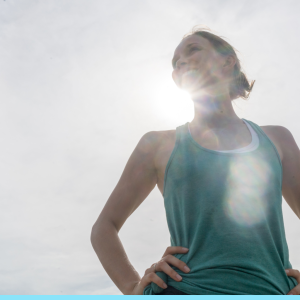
top-left (276, 127), bottom-right (300, 294)
top-left (277, 126), bottom-right (300, 219)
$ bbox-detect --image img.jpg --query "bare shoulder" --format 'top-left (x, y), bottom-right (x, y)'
top-left (260, 125), bottom-right (297, 162)
top-left (140, 129), bottom-right (176, 152)
top-left (142, 129), bottom-right (177, 188)
top-left (260, 124), bottom-right (288, 139)
top-left (139, 128), bottom-right (176, 164)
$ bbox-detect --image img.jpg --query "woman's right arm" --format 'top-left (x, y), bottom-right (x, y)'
top-left (90, 131), bottom-right (159, 295)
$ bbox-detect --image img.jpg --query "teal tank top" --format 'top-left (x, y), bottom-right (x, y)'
top-left (143, 118), bottom-right (297, 295)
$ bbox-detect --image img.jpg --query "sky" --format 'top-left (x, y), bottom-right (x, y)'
top-left (1, 0), bottom-right (300, 295)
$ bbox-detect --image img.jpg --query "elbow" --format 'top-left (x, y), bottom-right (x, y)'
top-left (90, 219), bottom-right (116, 247)
top-left (91, 221), bottom-right (102, 244)
top-left (90, 222), bottom-right (100, 248)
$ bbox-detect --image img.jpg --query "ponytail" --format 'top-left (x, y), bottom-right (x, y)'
top-left (230, 69), bottom-right (255, 100)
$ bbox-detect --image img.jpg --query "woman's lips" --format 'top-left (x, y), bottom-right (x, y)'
top-left (181, 69), bottom-right (199, 78)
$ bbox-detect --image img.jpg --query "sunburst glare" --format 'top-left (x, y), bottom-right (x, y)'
top-left (150, 77), bottom-right (193, 123)
top-left (223, 156), bottom-right (273, 227)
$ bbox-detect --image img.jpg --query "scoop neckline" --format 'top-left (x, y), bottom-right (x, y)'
top-left (185, 118), bottom-right (260, 155)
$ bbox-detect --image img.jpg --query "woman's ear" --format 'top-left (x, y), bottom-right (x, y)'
top-left (223, 55), bottom-right (236, 70)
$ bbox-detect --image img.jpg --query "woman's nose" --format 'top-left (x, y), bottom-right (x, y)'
top-left (176, 58), bottom-right (187, 68)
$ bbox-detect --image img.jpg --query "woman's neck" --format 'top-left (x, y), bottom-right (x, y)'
top-left (189, 91), bottom-right (242, 131)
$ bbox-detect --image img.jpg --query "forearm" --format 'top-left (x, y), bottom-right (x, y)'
top-left (91, 222), bottom-right (141, 295)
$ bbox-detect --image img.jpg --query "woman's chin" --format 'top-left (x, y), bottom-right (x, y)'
top-left (180, 78), bottom-right (200, 93)
top-left (182, 78), bottom-right (221, 97)
top-left (180, 80), bottom-right (203, 95)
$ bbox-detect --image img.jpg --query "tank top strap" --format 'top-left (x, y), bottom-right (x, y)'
top-left (163, 124), bottom-right (186, 198)
top-left (175, 122), bottom-right (189, 142)
top-left (242, 118), bottom-right (282, 168)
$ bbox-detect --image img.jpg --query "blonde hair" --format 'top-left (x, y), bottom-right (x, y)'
top-left (183, 26), bottom-right (255, 100)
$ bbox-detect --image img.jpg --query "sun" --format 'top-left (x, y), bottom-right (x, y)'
top-left (150, 77), bottom-right (194, 124)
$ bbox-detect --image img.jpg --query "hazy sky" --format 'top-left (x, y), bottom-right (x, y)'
top-left (1, 0), bottom-right (300, 295)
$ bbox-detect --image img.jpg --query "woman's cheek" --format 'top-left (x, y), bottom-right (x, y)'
top-left (172, 71), bottom-right (181, 87)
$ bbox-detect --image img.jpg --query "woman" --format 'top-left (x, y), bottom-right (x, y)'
top-left (91, 27), bottom-right (300, 295)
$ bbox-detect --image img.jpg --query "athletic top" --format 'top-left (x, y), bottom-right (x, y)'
top-left (187, 119), bottom-right (259, 153)
top-left (143, 118), bottom-right (297, 295)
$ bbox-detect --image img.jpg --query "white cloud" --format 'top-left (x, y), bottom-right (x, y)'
top-left (0, 0), bottom-right (299, 295)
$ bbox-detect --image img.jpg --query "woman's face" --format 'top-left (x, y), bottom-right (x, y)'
top-left (172, 34), bottom-right (229, 95)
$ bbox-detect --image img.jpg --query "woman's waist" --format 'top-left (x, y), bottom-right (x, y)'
top-left (166, 266), bottom-right (295, 295)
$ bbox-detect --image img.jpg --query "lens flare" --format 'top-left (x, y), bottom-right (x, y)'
top-left (223, 156), bottom-right (273, 227)
top-left (181, 69), bottom-right (201, 91)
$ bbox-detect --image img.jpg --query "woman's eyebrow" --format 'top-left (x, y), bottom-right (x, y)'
top-left (186, 43), bottom-right (200, 48)
top-left (172, 43), bottom-right (201, 67)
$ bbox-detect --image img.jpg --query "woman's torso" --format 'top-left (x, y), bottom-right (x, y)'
top-left (154, 120), bottom-right (283, 196)
top-left (144, 118), bottom-right (297, 295)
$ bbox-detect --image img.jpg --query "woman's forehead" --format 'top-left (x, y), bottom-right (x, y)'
top-left (174, 34), bottom-right (212, 55)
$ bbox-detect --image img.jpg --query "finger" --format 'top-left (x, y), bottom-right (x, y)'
top-left (285, 269), bottom-right (300, 283)
top-left (144, 263), bottom-right (161, 276)
top-left (144, 266), bottom-right (155, 276)
top-left (162, 246), bottom-right (189, 258)
top-left (155, 259), bottom-right (186, 282)
top-left (142, 272), bottom-right (168, 290)
top-left (162, 254), bottom-right (190, 274)
top-left (286, 284), bottom-right (300, 295)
